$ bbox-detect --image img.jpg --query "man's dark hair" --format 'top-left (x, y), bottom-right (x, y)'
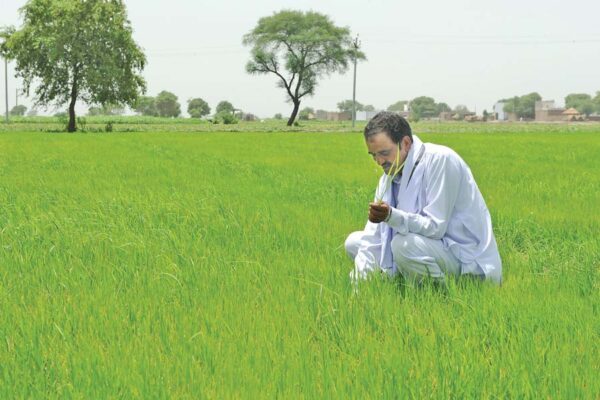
top-left (364, 111), bottom-right (412, 144)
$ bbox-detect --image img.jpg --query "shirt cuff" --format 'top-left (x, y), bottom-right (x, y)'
top-left (386, 207), bottom-right (410, 235)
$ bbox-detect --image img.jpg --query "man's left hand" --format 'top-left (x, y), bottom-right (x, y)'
top-left (369, 202), bottom-right (391, 223)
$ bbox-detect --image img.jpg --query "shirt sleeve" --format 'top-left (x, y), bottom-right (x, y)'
top-left (386, 153), bottom-right (462, 239)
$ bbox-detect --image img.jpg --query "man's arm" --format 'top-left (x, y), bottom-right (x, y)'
top-left (386, 153), bottom-right (462, 239)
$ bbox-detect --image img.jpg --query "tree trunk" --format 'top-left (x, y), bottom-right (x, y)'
top-left (67, 78), bottom-right (78, 132)
top-left (287, 100), bottom-right (300, 126)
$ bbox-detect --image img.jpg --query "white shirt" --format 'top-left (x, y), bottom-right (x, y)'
top-left (354, 135), bottom-right (502, 283)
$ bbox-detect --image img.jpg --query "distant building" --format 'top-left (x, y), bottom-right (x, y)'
top-left (494, 102), bottom-right (507, 121)
top-left (535, 100), bottom-right (566, 122)
top-left (355, 110), bottom-right (382, 121)
top-left (315, 110), bottom-right (351, 121)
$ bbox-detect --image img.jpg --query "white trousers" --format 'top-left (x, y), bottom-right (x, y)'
top-left (345, 230), bottom-right (462, 282)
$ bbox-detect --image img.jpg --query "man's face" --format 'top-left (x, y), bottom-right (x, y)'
top-left (366, 132), bottom-right (411, 174)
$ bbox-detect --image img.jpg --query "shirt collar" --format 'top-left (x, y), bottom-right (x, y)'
top-left (403, 134), bottom-right (423, 178)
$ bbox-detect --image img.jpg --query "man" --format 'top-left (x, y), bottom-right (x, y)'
top-left (345, 112), bottom-right (502, 284)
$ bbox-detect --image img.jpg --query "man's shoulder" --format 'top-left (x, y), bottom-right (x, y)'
top-left (424, 142), bottom-right (464, 165)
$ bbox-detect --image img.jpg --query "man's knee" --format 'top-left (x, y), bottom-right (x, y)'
top-left (391, 233), bottom-right (421, 261)
top-left (345, 231), bottom-right (364, 260)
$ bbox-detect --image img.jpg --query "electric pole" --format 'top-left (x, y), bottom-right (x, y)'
top-left (351, 34), bottom-right (360, 129)
top-left (4, 57), bottom-right (8, 123)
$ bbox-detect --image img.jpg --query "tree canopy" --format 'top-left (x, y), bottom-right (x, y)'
top-left (2, 0), bottom-right (146, 131)
top-left (387, 100), bottom-right (409, 113)
top-left (134, 96), bottom-right (158, 116)
top-left (155, 91), bottom-right (181, 118)
top-left (188, 98), bottom-right (210, 118)
top-left (10, 105), bottom-right (27, 116)
top-left (565, 93), bottom-right (594, 116)
top-left (337, 99), bottom-right (364, 113)
top-left (499, 92), bottom-right (541, 119)
top-left (244, 10), bottom-right (365, 126)
top-left (216, 101), bottom-right (235, 115)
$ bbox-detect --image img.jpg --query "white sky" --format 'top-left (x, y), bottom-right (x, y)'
top-left (1, 0), bottom-right (599, 117)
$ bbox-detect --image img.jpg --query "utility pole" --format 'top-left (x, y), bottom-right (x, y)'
top-left (351, 34), bottom-right (360, 129)
top-left (15, 87), bottom-right (18, 106)
top-left (4, 57), bottom-right (8, 123)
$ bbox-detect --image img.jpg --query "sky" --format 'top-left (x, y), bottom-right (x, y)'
top-left (1, 0), bottom-right (599, 117)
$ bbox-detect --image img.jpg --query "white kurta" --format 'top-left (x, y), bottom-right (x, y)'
top-left (351, 135), bottom-right (502, 283)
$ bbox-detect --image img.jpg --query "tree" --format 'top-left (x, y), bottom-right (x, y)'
top-left (436, 102), bottom-right (451, 114)
top-left (10, 104), bottom-right (27, 116)
top-left (155, 91), bottom-right (180, 117)
top-left (134, 96), bottom-right (158, 116)
top-left (364, 104), bottom-right (375, 112)
top-left (387, 100), bottom-right (408, 113)
top-left (453, 105), bottom-right (471, 119)
top-left (410, 96), bottom-right (438, 119)
top-left (274, 113), bottom-right (283, 119)
top-left (337, 99), bottom-right (364, 113)
top-left (3, 0), bottom-right (146, 132)
top-left (188, 98), bottom-right (210, 118)
top-left (244, 10), bottom-right (365, 126)
top-left (501, 92), bottom-right (541, 119)
top-left (216, 100), bottom-right (235, 115)
top-left (565, 93), bottom-right (594, 116)
top-left (299, 106), bottom-right (314, 120)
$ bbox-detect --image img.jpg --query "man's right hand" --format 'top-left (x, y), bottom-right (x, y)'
top-left (369, 202), bottom-right (391, 223)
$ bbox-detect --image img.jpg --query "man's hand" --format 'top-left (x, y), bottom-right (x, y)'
top-left (369, 202), bottom-right (391, 223)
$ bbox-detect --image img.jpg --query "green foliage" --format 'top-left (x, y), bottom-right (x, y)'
top-left (3, 0), bottom-right (146, 131)
top-left (363, 104), bottom-right (375, 112)
top-left (299, 107), bottom-right (314, 120)
top-left (436, 102), bottom-right (451, 114)
top-left (387, 100), bottom-right (408, 113)
top-left (0, 130), bottom-right (598, 398)
top-left (565, 93), bottom-right (594, 116)
top-left (244, 10), bottom-right (365, 126)
top-left (155, 91), bottom-right (181, 118)
top-left (214, 110), bottom-right (238, 124)
top-left (216, 100), bottom-right (235, 115)
top-left (9, 104), bottom-right (27, 116)
top-left (187, 98), bottom-right (210, 118)
top-left (453, 104), bottom-right (472, 119)
top-left (500, 92), bottom-right (541, 119)
top-left (337, 99), bottom-right (364, 113)
top-left (274, 113), bottom-right (283, 120)
top-left (410, 96), bottom-right (438, 119)
top-left (134, 96), bottom-right (158, 117)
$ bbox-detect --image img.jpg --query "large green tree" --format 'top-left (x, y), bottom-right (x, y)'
top-left (188, 98), bottom-right (210, 118)
top-left (387, 100), bottom-right (409, 113)
top-left (565, 93), bottom-right (594, 116)
top-left (500, 92), bottom-right (541, 119)
top-left (216, 100), bottom-right (235, 115)
top-left (337, 99), bottom-right (364, 113)
top-left (410, 96), bottom-right (438, 119)
top-left (3, 0), bottom-right (146, 132)
top-left (134, 96), bottom-right (158, 116)
top-left (155, 91), bottom-right (181, 118)
top-left (244, 10), bottom-right (365, 126)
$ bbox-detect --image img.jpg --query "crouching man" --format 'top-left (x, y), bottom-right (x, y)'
top-left (345, 112), bottom-right (502, 284)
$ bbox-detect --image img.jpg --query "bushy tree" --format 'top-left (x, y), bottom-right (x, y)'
top-left (387, 100), bottom-right (408, 113)
top-left (410, 96), bottom-right (438, 119)
top-left (155, 91), bottom-right (180, 117)
top-left (594, 91), bottom-right (600, 113)
top-left (565, 93), bottom-right (594, 116)
top-left (134, 96), bottom-right (158, 116)
top-left (453, 105), bottom-right (471, 119)
top-left (364, 104), bottom-right (375, 112)
top-left (501, 92), bottom-right (541, 119)
top-left (216, 101), bottom-right (235, 115)
top-left (274, 113), bottom-right (283, 119)
top-left (337, 99), bottom-right (364, 113)
top-left (244, 10), bottom-right (365, 126)
top-left (436, 102), bottom-right (451, 114)
top-left (3, 0), bottom-right (146, 132)
top-left (299, 106), bottom-right (314, 120)
top-left (188, 98), bottom-right (210, 118)
top-left (10, 104), bottom-right (27, 116)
